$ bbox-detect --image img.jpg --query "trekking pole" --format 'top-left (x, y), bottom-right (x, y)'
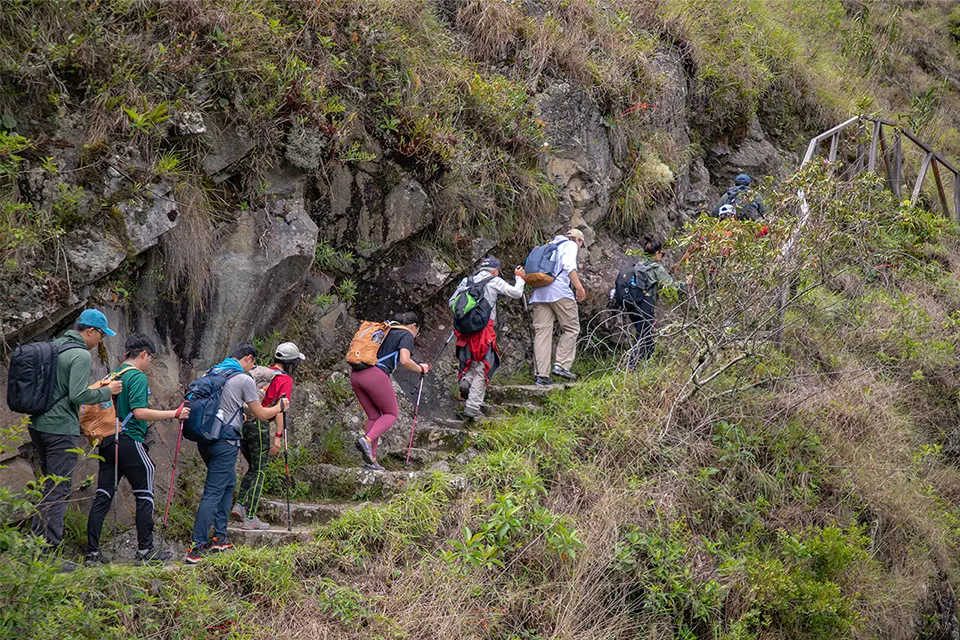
top-left (113, 416), bottom-right (120, 555)
top-left (160, 403), bottom-right (187, 542)
top-left (434, 331), bottom-right (455, 362)
top-left (281, 395), bottom-right (292, 533)
top-left (524, 295), bottom-right (539, 378)
top-left (404, 374), bottom-right (425, 469)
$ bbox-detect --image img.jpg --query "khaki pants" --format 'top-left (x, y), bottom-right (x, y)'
top-left (532, 298), bottom-right (580, 376)
top-left (461, 361), bottom-right (488, 416)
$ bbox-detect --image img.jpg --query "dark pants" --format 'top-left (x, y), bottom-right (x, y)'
top-left (628, 296), bottom-right (656, 366)
top-left (29, 429), bottom-right (79, 548)
top-left (86, 434), bottom-right (156, 553)
top-left (191, 439), bottom-right (239, 545)
top-left (237, 420), bottom-right (270, 518)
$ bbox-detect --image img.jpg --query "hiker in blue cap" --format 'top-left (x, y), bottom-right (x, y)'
top-left (29, 309), bottom-right (121, 562)
top-left (711, 173), bottom-right (767, 221)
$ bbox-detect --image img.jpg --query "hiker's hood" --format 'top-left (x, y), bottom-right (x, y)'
top-left (57, 329), bottom-right (88, 348)
top-left (211, 357), bottom-right (246, 374)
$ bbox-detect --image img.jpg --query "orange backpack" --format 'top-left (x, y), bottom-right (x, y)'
top-left (79, 364), bottom-right (138, 445)
top-left (345, 321), bottom-right (408, 370)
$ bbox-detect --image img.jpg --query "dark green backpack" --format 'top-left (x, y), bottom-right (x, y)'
top-left (450, 275), bottom-right (493, 335)
top-left (613, 262), bottom-right (658, 311)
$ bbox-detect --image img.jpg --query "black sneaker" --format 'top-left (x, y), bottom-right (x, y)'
top-left (551, 364), bottom-right (577, 380)
top-left (210, 536), bottom-right (233, 552)
top-left (534, 376), bottom-right (553, 387)
top-left (135, 547), bottom-right (173, 564)
top-left (355, 436), bottom-right (375, 465)
top-left (185, 544), bottom-right (209, 564)
top-left (84, 551), bottom-right (110, 567)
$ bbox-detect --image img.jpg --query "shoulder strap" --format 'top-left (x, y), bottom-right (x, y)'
top-left (47, 343), bottom-right (91, 411)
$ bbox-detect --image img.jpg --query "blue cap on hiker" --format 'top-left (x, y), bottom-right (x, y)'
top-left (480, 257), bottom-right (501, 271)
top-left (78, 309), bottom-right (116, 336)
top-left (734, 173), bottom-right (751, 186)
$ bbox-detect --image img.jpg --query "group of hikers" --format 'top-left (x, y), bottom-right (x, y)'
top-left (11, 173), bottom-right (764, 567)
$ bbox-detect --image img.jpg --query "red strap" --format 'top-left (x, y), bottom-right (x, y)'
top-left (174, 401), bottom-right (186, 419)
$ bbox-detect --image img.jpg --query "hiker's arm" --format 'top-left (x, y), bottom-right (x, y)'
top-left (270, 411), bottom-right (284, 455)
top-left (569, 270), bottom-right (587, 302)
top-left (247, 398), bottom-right (288, 420)
top-left (492, 275), bottom-right (524, 299)
top-left (68, 352), bottom-right (111, 405)
top-left (132, 406), bottom-right (188, 422)
top-left (398, 348), bottom-right (429, 374)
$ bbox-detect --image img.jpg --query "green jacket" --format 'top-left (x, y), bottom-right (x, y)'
top-left (29, 330), bottom-right (111, 436)
top-left (642, 259), bottom-right (686, 304)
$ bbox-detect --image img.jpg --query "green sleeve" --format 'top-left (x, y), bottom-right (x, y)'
top-left (67, 351), bottom-right (110, 406)
top-left (124, 370), bottom-right (149, 410)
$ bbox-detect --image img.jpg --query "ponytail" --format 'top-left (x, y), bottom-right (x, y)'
top-left (642, 234), bottom-right (662, 256)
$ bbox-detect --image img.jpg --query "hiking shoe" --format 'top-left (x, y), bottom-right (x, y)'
top-left (230, 503), bottom-right (246, 523)
top-left (551, 364), bottom-right (577, 380)
top-left (185, 544), bottom-right (209, 564)
top-left (458, 383), bottom-right (470, 400)
top-left (241, 517), bottom-right (270, 531)
top-left (210, 536), bottom-right (233, 552)
top-left (84, 551), bottom-right (111, 566)
top-left (364, 461), bottom-right (386, 472)
top-left (355, 436), bottom-right (375, 465)
top-left (135, 547), bottom-right (173, 564)
top-left (534, 376), bottom-right (553, 387)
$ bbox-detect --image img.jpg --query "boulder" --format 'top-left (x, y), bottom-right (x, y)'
top-left (118, 182), bottom-right (180, 253)
top-left (202, 119), bottom-right (255, 182)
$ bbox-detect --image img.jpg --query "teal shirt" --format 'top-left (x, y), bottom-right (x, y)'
top-left (113, 364), bottom-right (150, 442)
top-left (29, 330), bottom-right (112, 436)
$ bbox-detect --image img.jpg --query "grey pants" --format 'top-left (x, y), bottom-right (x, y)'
top-left (30, 429), bottom-right (79, 548)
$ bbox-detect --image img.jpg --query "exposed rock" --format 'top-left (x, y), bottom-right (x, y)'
top-left (383, 179), bottom-right (431, 248)
top-left (285, 124), bottom-right (330, 172)
top-left (202, 120), bottom-right (255, 181)
top-left (64, 226), bottom-right (128, 284)
top-left (172, 111), bottom-right (206, 135)
top-left (709, 114), bottom-right (785, 188)
top-left (118, 182), bottom-right (179, 253)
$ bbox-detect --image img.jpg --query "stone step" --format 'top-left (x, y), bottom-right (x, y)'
top-left (385, 446), bottom-right (441, 465)
top-left (225, 524), bottom-right (314, 547)
top-left (412, 423), bottom-right (471, 452)
top-left (257, 499), bottom-right (365, 526)
top-left (485, 383), bottom-right (573, 405)
top-left (303, 463), bottom-right (467, 500)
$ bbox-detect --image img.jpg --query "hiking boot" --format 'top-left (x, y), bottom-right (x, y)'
top-left (458, 383), bottom-right (470, 400)
top-left (364, 461), bottom-right (386, 472)
top-left (355, 436), bottom-right (375, 465)
top-left (230, 503), bottom-right (246, 523)
top-left (185, 544), bottom-right (209, 564)
top-left (241, 517), bottom-right (270, 531)
top-left (135, 547), bottom-right (173, 564)
top-left (210, 536), bottom-right (234, 552)
top-left (534, 376), bottom-right (553, 387)
top-left (84, 551), bottom-right (111, 566)
top-left (551, 364), bottom-right (577, 380)
top-left (459, 406), bottom-right (482, 421)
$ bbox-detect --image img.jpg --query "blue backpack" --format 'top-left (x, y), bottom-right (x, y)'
top-left (524, 238), bottom-right (571, 288)
top-left (181, 368), bottom-right (245, 442)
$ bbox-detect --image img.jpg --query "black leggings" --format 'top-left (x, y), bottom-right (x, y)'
top-left (628, 296), bottom-right (656, 365)
top-left (87, 434), bottom-right (156, 553)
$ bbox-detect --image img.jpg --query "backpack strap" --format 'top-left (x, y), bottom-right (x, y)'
top-left (47, 343), bottom-right (94, 412)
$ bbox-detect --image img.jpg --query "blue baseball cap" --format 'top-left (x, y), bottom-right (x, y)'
top-left (77, 309), bottom-right (116, 336)
top-left (734, 173), bottom-right (752, 186)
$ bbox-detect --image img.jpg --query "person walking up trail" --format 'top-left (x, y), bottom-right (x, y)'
top-left (231, 342), bottom-right (305, 531)
top-left (28, 309), bottom-right (121, 561)
top-left (711, 173), bottom-right (767, 221)
top-left (613, 235), bottom-right (690, 366)
top-left (448, 257), bottom-right (525, 419)
top-left (185, 343), bottom-right (289, 565)
top-left (85, 334), bottom-right (188, 566)
top-left (530, 229), bottom-right (587, 386)
top-left (352, 312), bottom-right (430, 471)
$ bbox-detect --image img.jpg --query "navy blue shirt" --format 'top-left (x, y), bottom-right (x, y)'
top-left (376, 327), bottom-right (415, 375)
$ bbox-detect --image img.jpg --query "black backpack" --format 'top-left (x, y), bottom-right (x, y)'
top-left (613, 262), bottom-right (658, 311)
top-left (7, 341), bottom-right (84, 415)
top-left (728, 186), bottom-right (760, 221)
top-left (450, 275), bottom-right (494, 335)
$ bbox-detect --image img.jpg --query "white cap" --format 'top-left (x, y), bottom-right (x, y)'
top-left (275, 342), bottom-right (306, 361)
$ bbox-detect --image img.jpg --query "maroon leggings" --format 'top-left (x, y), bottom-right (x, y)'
top-left (350, 366), bottom-right (399, 458)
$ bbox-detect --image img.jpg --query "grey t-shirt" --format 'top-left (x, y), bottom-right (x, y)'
top-left (218, 373), bottom-right (259, 440)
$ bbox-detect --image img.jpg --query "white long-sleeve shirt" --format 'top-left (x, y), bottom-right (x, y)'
top-left (449, 269), bottom-right (525, 323)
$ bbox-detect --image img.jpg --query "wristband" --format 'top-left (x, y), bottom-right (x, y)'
top-left (419, 364), bottom-right (425, 374)
top-left (275, 433), bottom-right (283, 438)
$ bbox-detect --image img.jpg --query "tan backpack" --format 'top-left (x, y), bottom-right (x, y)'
top-left (79, 364), bottom-right (138, 446)
top-left (345, 321), bottom-right (408, 371)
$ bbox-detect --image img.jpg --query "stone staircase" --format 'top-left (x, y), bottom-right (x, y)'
top-left (223, 383), bottom-right (564, 548)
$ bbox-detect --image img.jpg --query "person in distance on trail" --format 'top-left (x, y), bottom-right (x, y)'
top-left (612, 235), bottom-right (690, 367)
top-left (231, 342), bottom-right (305, 531)
top-left (29, 309), bottom-right (122, 562)
top-left (530, 228), bottom-right (587, 386)
top-left (711, 173), bottom-right (767, 222)
top-left (448, 257), bottom-right (525, 420)
top-left (353, 312), bottom-right (430, 471)
top-left (185, 343), bottom-right (290, 565)
top-left (85, 334), bottom-right (189, 566)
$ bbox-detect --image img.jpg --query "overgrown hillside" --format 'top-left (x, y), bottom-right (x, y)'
top-left (4, 1), bottom-right (960, 639)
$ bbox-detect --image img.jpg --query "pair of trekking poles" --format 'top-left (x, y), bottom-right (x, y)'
top-left (159, 395), bottom-right (294, 541)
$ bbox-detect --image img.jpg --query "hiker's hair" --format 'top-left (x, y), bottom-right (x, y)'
top-left (642, 234), bottom-right (663, 255)
top-left (274, 357), bottom-right (300, 377)
top-left (230, 342), bottom-right (258, 361)
top-left (395, 311), bottom-right (420, 327)
top-left (75, 324), bottom-right (94, 332)
top-left (124, 333), bottom-right (156, 359)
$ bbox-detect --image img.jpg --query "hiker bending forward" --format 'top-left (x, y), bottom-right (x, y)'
top-left (354, 313), bottom-right (430, 471)
top-left (449, 257), bottom-right (525, 419)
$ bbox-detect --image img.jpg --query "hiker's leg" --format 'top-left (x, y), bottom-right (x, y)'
top-left (351, 370), bottom-right (383, 435)
top-left (86, 443), bottom-right (115, 554)
top-left (361, 367), bottom-right (399, 458)
top-left (236, 421), bottom-right (256, 507)
top-left (191, 442), bottom-right (217, 545)
top-left (464, 361), bottom-right (487, 416)
top-left (213, 441), bottom-right (239, 541)
top-left (30, 431), bottom-right (78, 547)
top-left (636, 298), bottom-right (656, 360)
top-left (552, 298), bottom-right (581, 371)
top-left (532, 303), bottom-right (555, 376)
top-left (127, 438), bottom-right (156, 552)
top-left (244, 421), bottom-right (270, 518)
